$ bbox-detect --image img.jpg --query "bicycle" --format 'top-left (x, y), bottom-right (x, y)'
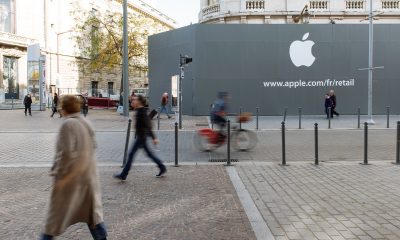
top-left (194, 113), bottom-right (258, 152)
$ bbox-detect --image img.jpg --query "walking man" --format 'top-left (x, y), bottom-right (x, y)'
top-left (159, 92), bottom-right (171, 119)
top-left (24, 93), bottom-right (32, 116)
top-left (50, 93), bottom-right (61, 118)
top-left (329, 90), bottom-right (340, 117)
top-left (113, 95), bottom-right (166, 181)
top-left (40, 95), bottom-right (107, 240)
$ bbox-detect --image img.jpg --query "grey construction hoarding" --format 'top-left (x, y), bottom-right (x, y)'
top-left (148, 24), bottom-right (400, 115)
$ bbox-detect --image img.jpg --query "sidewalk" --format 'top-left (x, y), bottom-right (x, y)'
top-left (0, 165), bottom-right (256, 240)
top-left (237, 161), bottom-right (400, 240)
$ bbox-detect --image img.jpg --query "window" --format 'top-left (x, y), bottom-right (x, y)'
top-left (91, 81), bottom-right (98, 97)
top-left (3, 56), bottom-right (19, 99)
top-left (108, 82), bottom-right (114, 96)
top-left (0, 0), bottom-right (15, 33)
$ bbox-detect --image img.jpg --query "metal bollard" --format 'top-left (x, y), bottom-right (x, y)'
top-left (280, 121), bottom-right (288, 166)
top-left (387, 106), bottom-right (390, 128)
top-left (174, 122), bottom-right (179, 167)
top-left (225, 120), bottom-right (232, 166)
top-left (122, 119), bottom-right (132, 167)
top-left (157, 107), bottom-right (161, 130)
top-left (362, 122), bottom-right (369, 165)
top-left (283, 107), bottom-right (288, 122)
top-left (357, 107), bottom-right (361, 129)
top-left (396, 121), bottom-right (400, 165)
top-left (328, 107), bottom-right (331, 129)
top-left (315, 123), bottom-right (319, 165)
top-left (210, 104), bottom-right (214, 129)
top-left (239, 107), bottom-right (242, 130)
top-left (11, 97), bottom-right (14, 110)
top-left (298, 107), bottom-right (302, 129)
top-left (256, 107), bottom-right (259, 130)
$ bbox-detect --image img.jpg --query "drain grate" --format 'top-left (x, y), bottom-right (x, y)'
top-left (195, 123), bottom-right (209, 126)
top-left (209, 158), bottom-right (239, 162)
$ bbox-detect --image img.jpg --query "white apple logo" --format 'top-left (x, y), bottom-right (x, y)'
top-left (289, 32), bottom-right (315, 67)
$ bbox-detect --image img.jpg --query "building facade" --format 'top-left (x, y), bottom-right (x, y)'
top-left (199, 0), bottom-right (400, 24)
top-left (0, 0), bottom-right (176, 107)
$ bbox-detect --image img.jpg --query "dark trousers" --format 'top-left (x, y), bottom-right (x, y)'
top-left (331, 107), bottom-right (339, 117)
top-left (121, 138), bottom-right (165, 178)
top-left (24, 105), bottom-right (31, 115)
top-left (40, 222), bottom-right (107, 240)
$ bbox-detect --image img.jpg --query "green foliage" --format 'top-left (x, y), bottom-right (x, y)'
top-left (72, 4), bottom-right (153, 72)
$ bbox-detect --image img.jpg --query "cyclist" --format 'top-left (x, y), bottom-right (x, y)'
top-left (211, 92), bottom-right (229, 143)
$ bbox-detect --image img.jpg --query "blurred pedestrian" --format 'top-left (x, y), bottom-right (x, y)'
top-left (113, 95), bottom-right (166, 181)
top-left (40, 95), bottom-right (107, 240)
top-left (159, 92), bottom-right (171, 119)
top-left (324, 93), bottom-right (333, 119)
top-left (50, 93), bottom-right (61, 118)
top-left (329, 90), bottom-right (340, 117)
top-left (24, 93), bottom-right (32, 116)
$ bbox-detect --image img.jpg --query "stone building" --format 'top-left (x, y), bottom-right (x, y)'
top-left (199, 0), bottom-right (400, 24)
top-left (0, 0), bottom-right (176, 107)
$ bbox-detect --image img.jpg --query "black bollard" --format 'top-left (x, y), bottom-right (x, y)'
top-left (357, 107), bottom-right (361, 129)
top-left (239, 107), bottom-right (242, 130)
top-left (298, 107), bottom-right (302, 129)
top-left (157, 107), bottom-right (161, 130)
top-left (396, 121), bottom-right (400, 165)
top-left (362, 122), bottom-right (369, 165)
top-left (174, 122), bottom-right (179, 167)
top-left (256, 107), bottom-right (259, 130)
top-left (283, 107), bottom-right (288, 122)
top-left (225, 120), bottom-right (232, 166)
top-left (387, 106), bottom-right (390, 128)
top-left (315, 123), bottom-right (319, 165)
top-left (280, 121), bottom-right (288, 166)
top-left (122, 119), bottom-right (132, 167)
top-left (210, 104), bottom-right (214, 129)
top-left (328, 107), bottom-right (331, 129)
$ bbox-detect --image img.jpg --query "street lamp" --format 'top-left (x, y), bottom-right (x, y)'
top-left (358, 0), bottom-right (384, 124)
top-left (293, 5), bottom-right (309, 24)
top-left (178, 54), bottom-right (193, 129)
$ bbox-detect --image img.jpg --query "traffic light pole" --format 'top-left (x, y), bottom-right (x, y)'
top-left (179, 65), bottom-right (183, 129)
top-left (178, 54), bottom-right (192, 129)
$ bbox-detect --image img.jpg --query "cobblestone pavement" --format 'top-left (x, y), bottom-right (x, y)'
top-left (237, 162), bottom-right (400, 240)
top-left (0, 165), bottom-right (256, 240)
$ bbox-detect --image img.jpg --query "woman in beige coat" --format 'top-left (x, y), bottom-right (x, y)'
top-left (40, 95), bottom-right (107, 240)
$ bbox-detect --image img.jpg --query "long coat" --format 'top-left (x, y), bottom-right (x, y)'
top-left (44, 113), bottom-right (104, 236)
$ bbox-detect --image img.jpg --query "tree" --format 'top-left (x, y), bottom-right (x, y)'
top-left (72, 3), bottom-right (154, 94)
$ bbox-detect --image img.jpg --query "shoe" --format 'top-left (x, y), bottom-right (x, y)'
top-left (156, 166), bottom-right (167, 178)
top-left (113, 173), bottom-right (126, 181)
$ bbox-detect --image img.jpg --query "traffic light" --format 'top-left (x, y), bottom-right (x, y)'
top-left (180, 55), bottom-right (193, 66)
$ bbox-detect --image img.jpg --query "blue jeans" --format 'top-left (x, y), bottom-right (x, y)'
top-left (121, 138), bottom-right (165, 178)
top-left (160, 105), bottom-right (170, 117)
top-left (40, 222), bottom-right (107, 240)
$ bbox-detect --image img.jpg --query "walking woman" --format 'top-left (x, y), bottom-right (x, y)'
top-left (40, 95), bottom-right (107, 240)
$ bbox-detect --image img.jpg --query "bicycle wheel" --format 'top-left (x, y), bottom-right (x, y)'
top-left (193, 132), bottom-right (217, 152)
top-left (231, 129), bottom-right (257, 151)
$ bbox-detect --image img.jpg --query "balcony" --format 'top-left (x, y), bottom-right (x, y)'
top-left (309, 1), bottom-right (329, 10)
top-left (202, 4), bottom-right (220, 17)
top-left (346, 1), bottom-right (365, 9)
top-left (0, 31), bottom-right (36, 48)
top-left (246, 1), bottom-right (265, 10)
top-left (382, 0), bottom-right (400, 9)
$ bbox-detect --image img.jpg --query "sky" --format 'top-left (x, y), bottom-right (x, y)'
top-left (149, 0), bottom-right (200, 27)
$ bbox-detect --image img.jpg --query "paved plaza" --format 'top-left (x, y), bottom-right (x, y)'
top-left (1, 109), bottom-right (400, 239)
